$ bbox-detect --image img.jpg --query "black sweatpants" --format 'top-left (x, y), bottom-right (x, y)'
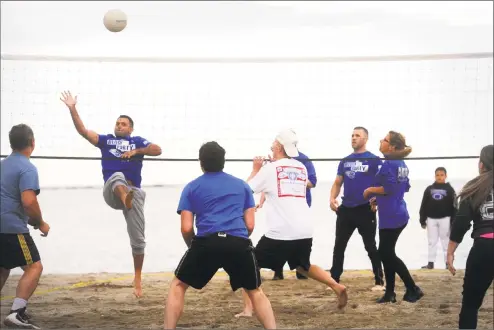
top-left (459, 238), bottom-right (494, 329)
top-left (378, 224), bottom-right (416, 293)
top-left (330, 203), bottom-right (384, 285)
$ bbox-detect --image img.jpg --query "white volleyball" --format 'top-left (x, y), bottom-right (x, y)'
top-left (103, 9), bottom-right (127, 33)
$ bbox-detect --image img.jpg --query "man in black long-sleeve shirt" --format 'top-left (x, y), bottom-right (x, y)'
top-left (418, 167), bottom-right (457, 269)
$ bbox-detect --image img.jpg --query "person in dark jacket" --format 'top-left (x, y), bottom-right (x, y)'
top-left (447, 145), bottom-right (493, 329)
top-left (419, 167), bottom-right (457, 269)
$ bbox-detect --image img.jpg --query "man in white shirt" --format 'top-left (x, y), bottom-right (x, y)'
top-left (235, 129), bottom-right (348, 318)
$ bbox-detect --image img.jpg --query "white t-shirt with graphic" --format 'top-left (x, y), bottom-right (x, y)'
top-left (248, 158), bottom-right (313, 240)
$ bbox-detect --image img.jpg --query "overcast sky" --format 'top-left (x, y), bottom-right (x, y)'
top-left (1, 1), bottom-right (492, 57)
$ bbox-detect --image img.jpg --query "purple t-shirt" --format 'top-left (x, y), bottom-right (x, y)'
top-left (97, 134), bottom-right (150, 188)
top-left (337, 151), bottom-right (382, 207)
top-left (294, 151), bottom-right (317, 207)
top-left (374, 159), bottom-right (411, 229)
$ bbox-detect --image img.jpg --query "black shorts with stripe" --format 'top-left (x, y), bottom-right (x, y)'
top-left (174, 233), bottom-right (261, 291)
top-left (0, 233), bottom-right (41, 270)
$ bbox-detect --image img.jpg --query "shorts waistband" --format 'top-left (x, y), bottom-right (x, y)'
top-left (198, 232), bottom-right (249, 241)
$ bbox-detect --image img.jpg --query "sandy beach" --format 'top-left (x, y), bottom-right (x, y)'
top-left (1, 270), bottom-right (493, 329)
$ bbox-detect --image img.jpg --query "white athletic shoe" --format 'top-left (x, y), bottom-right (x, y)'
top-left (371, 285), bottom-right (385, 291)
top-left (3, 307), bottom-right (40, 329)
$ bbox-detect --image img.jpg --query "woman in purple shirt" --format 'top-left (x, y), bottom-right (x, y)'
top-left (363, 131), bottom-right (424, 304)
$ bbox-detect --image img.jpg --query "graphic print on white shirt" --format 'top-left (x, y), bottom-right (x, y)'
top-left (248, 158), bottom-right (313, 240)
top-left (276, 165), bottom-right (307, 198)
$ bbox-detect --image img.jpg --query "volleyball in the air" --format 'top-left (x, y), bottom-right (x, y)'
top-left (103, 9), bottom-right (127, 33)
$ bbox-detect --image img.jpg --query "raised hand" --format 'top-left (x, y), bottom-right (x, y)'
top-left (253, 156), bottom-right (265, 172)
top-left (60, 90), bottom-right (77, 108)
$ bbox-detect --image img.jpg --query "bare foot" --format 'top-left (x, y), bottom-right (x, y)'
top-left (124, 190), bottom-right (134, 210)
top-left (336, 286), bottom-right (348, 309)
top-left (133, 279), bottom-right (142, 298)
top-left (234, 310), bottom-right (253, 318)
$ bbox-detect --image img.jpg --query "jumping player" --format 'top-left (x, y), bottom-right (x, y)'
top-left (60, 91), bottom-right (162, 297)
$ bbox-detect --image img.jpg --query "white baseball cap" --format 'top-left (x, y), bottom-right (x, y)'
top-left (276, 129), bottom-right (299, 158)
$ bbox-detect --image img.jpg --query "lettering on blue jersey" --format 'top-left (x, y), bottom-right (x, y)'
top-left (106, 139), bottom-right (137, 158)
top-left (343, 160), bottom-right (369, 179)
top-left (397, 166), bottom-right (409, 182)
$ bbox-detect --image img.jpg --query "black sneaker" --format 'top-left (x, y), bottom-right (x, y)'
top-left (421, 262), bottom-right (434, 269)
top-left (403, 286), bottom-right (424, 303)
top-left (3, 307), bottom-right (40, 329)
top-left (296, 271), bottom-right (308, 280)
top-left (376, 291), bottom-right (397, 304)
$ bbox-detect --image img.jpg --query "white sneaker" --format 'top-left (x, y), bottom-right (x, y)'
top-left (3, 307), bottom-right (41, 329)
top-left (371, 285), bottom-right (385, 291)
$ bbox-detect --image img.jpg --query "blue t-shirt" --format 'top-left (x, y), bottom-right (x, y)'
top-left (0, 152), bottom-right (40, 234)
top-left (97, 134), bottom-right (151, 188)
top-left (337, 151), bottom-right (382, 207)
top-left (374, 159), bottom-right (411, 229)
top-left (177, 171), bottom-right (256, 238)
top-left (294, 151), bottom-right (317, 207)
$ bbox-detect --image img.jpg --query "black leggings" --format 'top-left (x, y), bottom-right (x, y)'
top-left (459, 238), bottom-right (494, 329)
top-left (378, 224), bottom-right (416, 293)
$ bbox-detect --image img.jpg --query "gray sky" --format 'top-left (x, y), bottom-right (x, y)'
top-left (1, 1), bottom-right (492, 57)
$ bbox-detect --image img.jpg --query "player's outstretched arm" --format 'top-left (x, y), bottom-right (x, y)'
top-left (60, 91), bottom-right (99, 147)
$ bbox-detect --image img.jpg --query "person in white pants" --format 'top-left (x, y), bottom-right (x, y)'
top-left (419, 167), bottom-right (457, 269)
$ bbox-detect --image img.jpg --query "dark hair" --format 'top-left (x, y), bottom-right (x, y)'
top-left (9, 124), bottom-right (34, 151)
top-left (458, 145), bottom-right (494, 210)
top-left (118, 115), bottom-right (134, 128)
top-left (435, 167), bottom-right (447, 174)
top-left (353, 126), bottom-right (369, 137)
top-left (387, 130), bottom-right (412, 158)
top-left (199, 141), bottom-right (226, 172)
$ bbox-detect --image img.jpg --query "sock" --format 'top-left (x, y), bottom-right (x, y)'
top-left (11, 297), bottom-right (27, 311)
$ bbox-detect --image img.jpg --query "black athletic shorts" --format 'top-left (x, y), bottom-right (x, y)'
top-left (254, 235), bottom-right (312, 272)
top-left (175, 232), bottom-right (261, 291)
top-left (0, 233), bottom-right (41, 270)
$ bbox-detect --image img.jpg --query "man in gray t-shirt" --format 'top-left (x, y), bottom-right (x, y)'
top-left (1, 124), bottom-right (50, 329)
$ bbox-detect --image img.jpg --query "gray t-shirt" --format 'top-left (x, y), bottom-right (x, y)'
top-left (1, 152), bottom-right (40, 234)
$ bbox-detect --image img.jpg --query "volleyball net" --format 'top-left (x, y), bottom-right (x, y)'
top-left (1, 52), bottom-right (493, 187)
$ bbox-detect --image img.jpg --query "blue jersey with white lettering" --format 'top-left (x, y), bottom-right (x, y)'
top-left (337, 151), bottom-right (382, 207)
top-left (375, 159), bottom-right (411, 229)
top-left (97, 134), bottom-right (150, 188)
